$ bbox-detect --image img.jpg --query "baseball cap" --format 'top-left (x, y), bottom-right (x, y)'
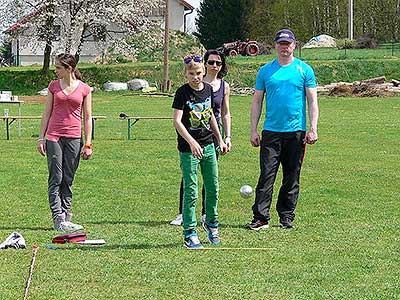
top-left (274, 29), bottom-right (295, 43)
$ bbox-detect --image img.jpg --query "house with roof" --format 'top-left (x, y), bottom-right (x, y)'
top-left (4, 0), bottom-right (194, 66)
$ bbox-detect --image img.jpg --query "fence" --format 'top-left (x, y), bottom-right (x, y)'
top-left (288, 41), bottom-right (400, 61)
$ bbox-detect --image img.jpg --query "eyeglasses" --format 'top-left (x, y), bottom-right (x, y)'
top-left (184, 55), bottom-right (203, 64)
top-left (207, 60), bottom-right (222, 66)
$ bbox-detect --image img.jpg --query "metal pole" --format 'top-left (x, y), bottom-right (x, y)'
top-left (18, 102), bottom-right (22, 137)
top-left (91, 118), bottom-right (95, 140)
top-left (6, 118), bottom-right (10, 140)
top-left (348, 0), bottom-right (354, 40)
top-left (163, 0), bottom-right (170, 92)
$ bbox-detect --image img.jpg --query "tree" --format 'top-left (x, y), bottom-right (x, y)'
top-left (195, 0), bottom-right (250, 49)
top-left (245, 0), bottom-right (400, 44)
top-left (0, 0), bottom-right (162, 70)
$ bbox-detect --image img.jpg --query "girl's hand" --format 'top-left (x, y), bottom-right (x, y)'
top-left (37, 140), bottom-right (46, 156)
top-left (81, 144), bottom-right (93, 160)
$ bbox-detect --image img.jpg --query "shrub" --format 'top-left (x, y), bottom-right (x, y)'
top-left (337, 38), bottom-right (356, 49)
top-left (356, 32), bottom-right (379, 49)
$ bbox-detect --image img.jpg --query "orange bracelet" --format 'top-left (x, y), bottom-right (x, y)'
top-left (84, 143), bottom-right (93, 149)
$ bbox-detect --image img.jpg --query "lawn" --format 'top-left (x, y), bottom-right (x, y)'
top-left (0, 92), bottom-right (399, 299)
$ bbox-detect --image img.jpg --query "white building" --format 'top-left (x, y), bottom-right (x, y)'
top-left (4, 0), bottom-right (195, 66)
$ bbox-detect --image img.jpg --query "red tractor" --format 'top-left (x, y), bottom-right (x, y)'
top-left (217, 40), bottom-right (259, 57)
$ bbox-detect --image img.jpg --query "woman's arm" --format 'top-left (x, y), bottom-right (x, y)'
top-left (210, 114), bottom-right (227, 155)
top-left (81, 92), bottom-right (93, 160)
top-left (221, 81), bottom-right (231, 151)
top-left (37, 92), bottom-right (54, 156)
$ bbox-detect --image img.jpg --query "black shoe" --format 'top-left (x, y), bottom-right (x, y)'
top-left (279, 218), bottom-right (294, 229)
top-left (246, 219), bottom-right (269, 231)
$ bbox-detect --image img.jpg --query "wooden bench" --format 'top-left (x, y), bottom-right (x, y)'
top-left (120, 116), bottom-right (173, 140)
top-left (1, 115), bottom-right (106, 140)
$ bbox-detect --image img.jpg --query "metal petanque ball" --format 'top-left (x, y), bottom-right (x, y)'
top-left (240, 185), bottom-right (254, 198)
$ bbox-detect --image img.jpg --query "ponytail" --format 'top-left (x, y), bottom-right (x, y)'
top-left (73, 68), bottom-right (82, 80)
top-left (56, 53), bottom-right (82, 80)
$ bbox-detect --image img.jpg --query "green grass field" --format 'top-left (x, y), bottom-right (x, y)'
top-left (0, 92), bottom-right (399, 299)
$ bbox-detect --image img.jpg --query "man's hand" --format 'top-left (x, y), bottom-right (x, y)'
top-left (250, 131), bottom-right (261, 147)
top-left (304, 130), bottom-right (318, 144)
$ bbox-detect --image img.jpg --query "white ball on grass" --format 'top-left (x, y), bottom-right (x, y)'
top-left (240, 185), bottom-right (254, 198)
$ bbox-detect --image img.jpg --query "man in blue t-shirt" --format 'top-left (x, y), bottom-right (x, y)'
top-left (247, 29), bottom-right (319, 230)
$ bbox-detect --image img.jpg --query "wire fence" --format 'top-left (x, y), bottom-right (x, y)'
top-left (291, 42), bottom-right (400, 61)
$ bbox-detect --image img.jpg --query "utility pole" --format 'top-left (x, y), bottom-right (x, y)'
top-left (163, 0), bottom-right (170, 92)
top-left (348, 0), bottom-right (353, 40)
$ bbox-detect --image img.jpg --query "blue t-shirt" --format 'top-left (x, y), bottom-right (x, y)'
top-left (255, 57), bottom-right (316, 132)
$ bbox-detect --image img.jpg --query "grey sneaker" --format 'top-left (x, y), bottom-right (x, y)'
top-left (53, 214), bottom-right (65, 231)
top-left (64, 211), bottom-right (73, 222)
top-left (202, 222), bottom-right (221, 245)
top-left (59, 221), bottom-right (83, 231)
top-left (184, 231), bottom-right (204, 249)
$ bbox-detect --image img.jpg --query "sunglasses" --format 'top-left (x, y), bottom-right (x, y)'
top-left (184, 55), bottom-right (203, 64)
top-left (207, 60), bottom-right (223, 66)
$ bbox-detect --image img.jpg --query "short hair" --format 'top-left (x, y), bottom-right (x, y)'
top-left (184, 60), bottom-right (205, 73)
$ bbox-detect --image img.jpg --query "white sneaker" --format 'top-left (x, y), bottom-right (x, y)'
top-left (201, 214), bottom-right (206, 226)
top-left (57, 221), bottom-right (83, 231)
top-left (170, 214), bottom-right (183, 226)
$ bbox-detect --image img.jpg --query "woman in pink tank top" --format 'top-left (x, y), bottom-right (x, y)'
top-left (37, 53), bottom-right (93, 231)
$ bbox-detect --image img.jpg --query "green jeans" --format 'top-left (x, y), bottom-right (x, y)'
top-left (180, 143), bottom-right (219, 236)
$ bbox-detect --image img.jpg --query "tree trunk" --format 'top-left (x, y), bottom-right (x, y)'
top-left (41, 3), bottom-right (55, 73)
top-left (74, 23), bottom-right (88, 64)
top-left (42, 43), bottom-right (52, 73)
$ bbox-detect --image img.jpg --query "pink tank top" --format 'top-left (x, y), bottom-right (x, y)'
top-left (46, 80), bottom-right (91, 141)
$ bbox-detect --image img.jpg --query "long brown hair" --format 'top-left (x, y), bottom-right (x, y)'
top-left (55, 53), bottom-right (82, 80)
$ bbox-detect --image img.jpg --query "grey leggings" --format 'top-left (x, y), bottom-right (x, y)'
top-left (46, 138), bottom-right (82, 219)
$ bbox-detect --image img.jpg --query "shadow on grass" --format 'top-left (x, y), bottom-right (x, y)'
top-left (123, 137), bottom-right (176, 141)
top-left (51, 242), bottom-right (179, 251)
top-left (85, 220), bottom-right (169, 226)
top-left (0, 226), bottom-right (52, 231)
top-left (220, 223), bottom-right (248, 229)
top-left (86, 220), bottom-right (249, 229)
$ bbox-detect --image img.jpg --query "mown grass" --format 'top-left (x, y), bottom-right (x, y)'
top-left (0, 92), bottom-right (399, 299)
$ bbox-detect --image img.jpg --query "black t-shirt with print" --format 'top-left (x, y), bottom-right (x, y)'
top-left (172, 83), bottom-right (214, 152)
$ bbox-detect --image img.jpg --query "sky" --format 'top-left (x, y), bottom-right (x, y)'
top-left (185, 0), bottom-right (202, 33)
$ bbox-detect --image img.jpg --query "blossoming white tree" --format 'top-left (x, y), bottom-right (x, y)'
top-left (1, 0), bottom-right (164, 71)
